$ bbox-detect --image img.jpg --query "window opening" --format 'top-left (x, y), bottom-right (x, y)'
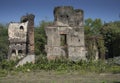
top-left (60, 34), bottom-right (67, 46)
top-left (19, 26), bottom-right (24, 31)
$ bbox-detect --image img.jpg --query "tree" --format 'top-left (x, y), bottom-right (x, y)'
top-left (84, 18), bottom-right (105, 60)
top-left (35, 21), bottom-right (53, 55)
top-left (0, 24), bottom-right (8, 61)
top-left (101, 21), bottom-right (120, 58)
top-left (84, 18), bottom-right (103, 35)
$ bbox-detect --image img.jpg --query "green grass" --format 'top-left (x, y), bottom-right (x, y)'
top-left (0, 71), bottom-right (120, 83)
top-left (0, 57), bottom-right (120, 80)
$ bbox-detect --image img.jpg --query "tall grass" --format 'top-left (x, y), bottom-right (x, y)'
top-left (0, 56), bottom-right (120, 77)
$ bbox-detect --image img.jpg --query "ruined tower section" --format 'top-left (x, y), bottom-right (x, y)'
top-left (8, 21), bottom-right (28, 60)
top-left (8, 14), bottom-right (35, 61)
top-left (45, 6), bottom-right (87, 61)
top-left (21, 14), bottom-right (35, 55)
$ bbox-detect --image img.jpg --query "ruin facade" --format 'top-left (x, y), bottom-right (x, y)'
top-left (8, 14), bottom-right (35, 63)
top-left (45, 6), bottom-right (87, 61)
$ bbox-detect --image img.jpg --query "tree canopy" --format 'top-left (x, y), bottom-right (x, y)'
top-left (0, 24), bottom-right (8, 61)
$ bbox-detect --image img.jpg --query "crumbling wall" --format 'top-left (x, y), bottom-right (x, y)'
top-left (45, 6), bottom-right (87, 61)
top-left (21, 14), bottom-right (35, 55)
top-left (8, 14), bottom-right (35, 63)
top-left (54, 6), bottom-right (83, 27)
top-left (45, 26), bottom-right (67, 60)
top-left (8, 22), bottom-right (28, 60)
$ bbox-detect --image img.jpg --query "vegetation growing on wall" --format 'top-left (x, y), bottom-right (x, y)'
top-left (84, 18), bottom-right (106, 60)
top-left (85, 18), bottom-right (120, 60)
top-left (101, 21), bottom-right (120, 58)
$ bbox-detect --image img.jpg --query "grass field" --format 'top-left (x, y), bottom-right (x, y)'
top-left (0, 59), bottom-right (120, 83)
top-left (0, 71), bottom-right (120, 83)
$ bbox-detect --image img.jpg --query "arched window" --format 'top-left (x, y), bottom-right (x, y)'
top-left (19, 26), bottom-right (24, 31)
top-left (18, 50), bottom-right (23, 54)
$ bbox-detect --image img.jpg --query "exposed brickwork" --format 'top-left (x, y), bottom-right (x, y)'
top-left (8, 14), bottom-right (35, 60)
top-left (45, 6), bottom-right (87, 61)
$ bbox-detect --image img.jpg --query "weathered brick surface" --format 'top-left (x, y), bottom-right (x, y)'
top-left (45, 6), bottom-right (87, 61)
top-left (8, 14), bottom-right (35, 65)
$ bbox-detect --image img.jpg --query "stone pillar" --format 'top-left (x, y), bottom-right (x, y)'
top-left (21, 14), bottom-right (35, 55)
top-left (16, 50), bottom-right (18, 56)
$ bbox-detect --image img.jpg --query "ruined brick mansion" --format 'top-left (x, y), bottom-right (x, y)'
top-left (8, 6), bottom-right (87, 63)
top-left (45, 6), bottom-right (87, 61)
top-left (8, 14), bottom-right (35, 66)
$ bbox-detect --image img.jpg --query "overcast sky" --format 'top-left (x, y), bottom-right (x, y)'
top-left (0, 0), bottom-right (120, 26)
